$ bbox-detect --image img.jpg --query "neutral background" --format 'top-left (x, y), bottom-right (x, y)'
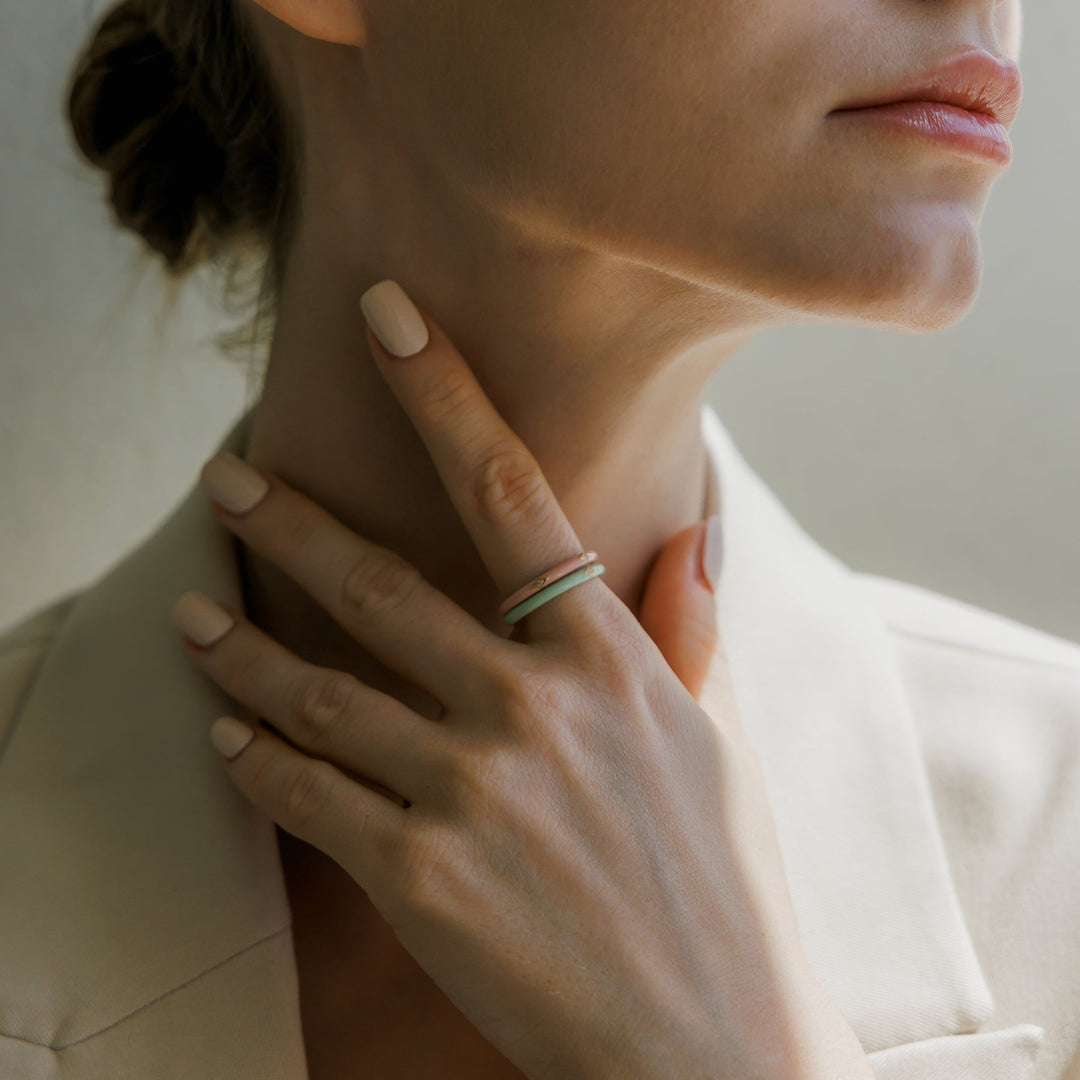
top-left (1, 0), bottom-right (1077, 644)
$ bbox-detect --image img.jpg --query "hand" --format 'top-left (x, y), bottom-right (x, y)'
top-left (173, 281), bottom-right (869, 1080)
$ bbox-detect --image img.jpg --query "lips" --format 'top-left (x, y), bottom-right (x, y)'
top-left (831, 49), bottom-right (1023, 127)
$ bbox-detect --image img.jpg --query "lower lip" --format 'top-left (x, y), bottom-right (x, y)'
top-left (829, 100), bottom-right (1012, 165)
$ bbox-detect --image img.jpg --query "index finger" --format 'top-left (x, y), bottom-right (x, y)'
top-left (360, 280), bottom-right (614, 643)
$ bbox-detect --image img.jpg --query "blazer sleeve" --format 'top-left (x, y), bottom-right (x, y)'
top-left (865, 1023), bottom-right (1045, 1079)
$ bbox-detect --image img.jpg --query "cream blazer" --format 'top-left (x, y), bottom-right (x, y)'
top-left (1, 403), bottom-right (1078, 1080)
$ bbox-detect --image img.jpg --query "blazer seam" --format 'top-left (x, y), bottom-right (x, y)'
top-left (0, 925), bottom-right (293, 1050)
top-left (0, 637), bottom-right (63, 771)
top-left (0, 634), bottom-right (58, 660)
top-left (0, 595), bottom-right (80, 769)
top-left (883, 623), bottom-right (1080, 675)
top-left (0, 592), bottom-right (81, 658)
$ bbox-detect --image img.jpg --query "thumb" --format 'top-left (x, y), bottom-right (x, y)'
top-left (637, 516), bottom-right (722, 702)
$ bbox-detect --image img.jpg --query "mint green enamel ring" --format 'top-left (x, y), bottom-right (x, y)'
top-left (502, 563), bottom-right (607, 626)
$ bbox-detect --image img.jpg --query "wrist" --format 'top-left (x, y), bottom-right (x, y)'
top-left (697, 966), bottom-right (873, 1080)
top-left (769, 975), bottom-right (874, 1080)
top-left (591, 976), bottom-right (870, 1080)
top-left (563, 955), bottom-right (872, 1080)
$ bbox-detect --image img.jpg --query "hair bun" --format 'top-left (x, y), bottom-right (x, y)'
top-left (67, 1), bottom-right (232, 272)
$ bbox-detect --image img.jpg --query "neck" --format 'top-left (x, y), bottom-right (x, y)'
top-left (239, 202), bottom-right (757, 694)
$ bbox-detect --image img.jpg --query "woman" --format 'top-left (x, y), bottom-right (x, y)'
top-left (1, 0), bottom-right (1077, 1077)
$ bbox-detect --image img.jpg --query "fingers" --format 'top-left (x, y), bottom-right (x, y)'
top-left (361, 280), bottom-right (618, 642)
top-left (199, 453), bottom-right (507, 710)
top-left (204, 703), bottom-right (410, 888)
top-left (172, 590), bottom-right (455, 806)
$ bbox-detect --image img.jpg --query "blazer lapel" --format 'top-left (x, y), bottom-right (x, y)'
top-left (2, 407), bottom-right (307, 1076)
top-left (698, 404), bottom-right (995, 1053)
top-left (1, 401), bottom-right (1013, 1076)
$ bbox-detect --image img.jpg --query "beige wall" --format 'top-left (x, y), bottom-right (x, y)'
top-left (2, 0), bottom-right (1077, 643)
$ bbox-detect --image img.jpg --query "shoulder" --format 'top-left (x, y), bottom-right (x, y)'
top-left (855, 574), bottom-right (1080, 1077)
top-left (853, 570), bottom-right (1080, 884)
top-left (853, 571), bottom-right (1080, 800)
top-left (854, 570), bottom-right (1080, 777)
top-left (854, 571), bottom-right (1080, 674)
top-left (0, 592), bottom-right (82, 754)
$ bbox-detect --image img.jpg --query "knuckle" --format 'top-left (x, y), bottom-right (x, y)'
top-left (246, 747), bottom-right (278, 795)
top-left (282, 762), bottom-right (333, 825)
top-left (340, 551), bottom-right (421, 624)
top-left (566, 611), bottom-right (648, 690)
top-left (273, 498), bottom-right (322, 564)
top-left (513, 670), bottom-right (567, 720)
top-left (367, 810), bottom-right (404, 872)
top-left (396, 821), bottom-right (454, 910)
top-left (470, 444), bottom-right (548, 526)
top-left (220, 638), bottom-right (266, 693)
top-left (595, 634), bottom-right (650, 696)
top-left (292, 672), bottom-right (360, 746)
top-left (475, 654), bottom-right (550, 725)
top-left (528, 684), bottom-right (587, 761)
top-left (502, 666), bottom-right (579, 742)
top-left (440, 746), bottom-right (499, 812)
top-left (414, 366), bottom-right (475, 424)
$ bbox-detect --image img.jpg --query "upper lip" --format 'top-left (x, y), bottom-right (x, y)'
top-left (831, 49), bottom-right (1023, 127)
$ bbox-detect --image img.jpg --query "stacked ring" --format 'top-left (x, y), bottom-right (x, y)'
top-left (500, 551), bottom-right (607, 626)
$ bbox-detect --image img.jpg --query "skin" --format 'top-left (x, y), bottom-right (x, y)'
top-left (180, 309), bottom-right (879, 1078)
top-left (236, 0), bottom-right (1022, 664)
top-left (194, 0), bottom-right (1022, 1073)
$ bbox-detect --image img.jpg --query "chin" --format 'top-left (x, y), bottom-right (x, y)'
top-left (798, 221), bottom-right (985, 332)
top-left (705, 200), bottom-right (986, 332)
top-left (873, 254), bottom-right (985, 333)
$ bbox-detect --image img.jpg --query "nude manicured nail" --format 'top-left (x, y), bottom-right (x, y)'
top-left (171, 590), bottom-right (236, 647)
top-left (210, 716), bottom-right (255, 761)
top-left (200, 453), bottom-right (269, 515)
top-left (702, 513), bottom-right (724, 592)
top-left (360, 280), bottom-right (430, 358)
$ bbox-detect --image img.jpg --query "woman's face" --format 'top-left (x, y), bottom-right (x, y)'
top-left (264, 0), bottom-right (1024, 334)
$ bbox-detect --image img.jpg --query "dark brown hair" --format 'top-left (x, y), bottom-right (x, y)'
top-left (64, 0), bottom-right (299, 364)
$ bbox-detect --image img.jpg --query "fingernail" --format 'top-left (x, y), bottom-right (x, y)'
top-left (700, 513), bottom-right (724, 593)
top-left (360, 280), bottom-right (430, 358)
top-left (171, 591), bottom-right (236, 647)
top-left (201, 453), bottom-right (270, 515)
top-left (210, 716), bottom-right (255, 761)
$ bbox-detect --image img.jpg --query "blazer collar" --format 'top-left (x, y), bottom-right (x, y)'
top-left (5, 402), bottom-right (996, 1067)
